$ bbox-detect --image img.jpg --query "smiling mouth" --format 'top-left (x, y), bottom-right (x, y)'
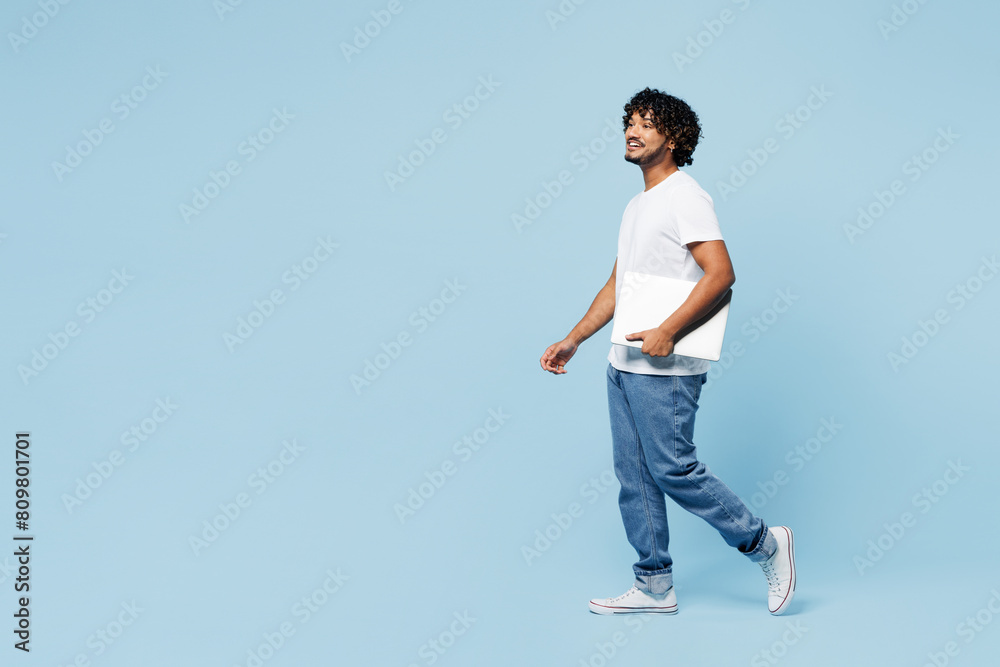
top-left (627, 141), bottom-right (643, 151)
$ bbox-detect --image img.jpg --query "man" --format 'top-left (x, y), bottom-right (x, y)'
top-left (539, 88), bottom-right (795, 616)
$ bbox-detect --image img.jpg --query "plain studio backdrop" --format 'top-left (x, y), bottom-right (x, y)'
top-left (2, 0), bottom-right (999, 665)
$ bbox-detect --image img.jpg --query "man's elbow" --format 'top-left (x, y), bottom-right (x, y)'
top-left (707, 267), bottom-right (735, 290)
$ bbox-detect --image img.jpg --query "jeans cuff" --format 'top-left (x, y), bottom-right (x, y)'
top-left (743, 523), bottom-right (778, 563)
top-left (634, 568), bottom-right (673, 595)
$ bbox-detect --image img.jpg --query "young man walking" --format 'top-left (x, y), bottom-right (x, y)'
top-left (539, 88), bottom-right (795, 615)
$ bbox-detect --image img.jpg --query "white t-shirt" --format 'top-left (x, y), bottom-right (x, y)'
top-left (607, 169), bottom-right (724, 376)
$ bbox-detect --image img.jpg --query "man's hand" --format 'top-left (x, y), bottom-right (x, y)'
top-left (629, 240), bottom-right (734, 359)
top-left (541, 258), bottom-right (616, 375)
top-left (625, 327), bottom-right (675, 357)
top-left (540, 338), bottom-right (579, 374)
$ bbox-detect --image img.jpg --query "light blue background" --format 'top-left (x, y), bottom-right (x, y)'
top-left (3, 0), bottom-right (999, 665)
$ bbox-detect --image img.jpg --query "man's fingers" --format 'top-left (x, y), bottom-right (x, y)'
top-left (541, 342), bottom-right (573, 373)
top-left (541, 355), bottom-right (567, 373)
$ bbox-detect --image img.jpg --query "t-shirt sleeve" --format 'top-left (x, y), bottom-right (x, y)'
top-left (672, 185), bottom-right (724, 248)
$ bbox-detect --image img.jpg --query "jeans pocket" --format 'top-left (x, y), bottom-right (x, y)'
top-left (692, 373), bottom-right (706, 403)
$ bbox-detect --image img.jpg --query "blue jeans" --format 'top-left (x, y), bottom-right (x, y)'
top-left (606, 362), bottom-right (777, 595)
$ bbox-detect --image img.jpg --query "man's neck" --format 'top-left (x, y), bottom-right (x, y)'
top-left (642, 163), bottom-right (679, 192)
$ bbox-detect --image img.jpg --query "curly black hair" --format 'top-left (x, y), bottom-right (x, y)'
top-left (622, 88), bottom-right (702, 167)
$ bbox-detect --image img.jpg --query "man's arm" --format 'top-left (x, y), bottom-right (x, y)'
top-left (567, 258), bottom-right (617, 345)
top-left (623, 240), bottom-right (735, 356)
top-left (539, 259), bottom-right (616, 374)
top-left (658, 240), bottom-right (734, 338)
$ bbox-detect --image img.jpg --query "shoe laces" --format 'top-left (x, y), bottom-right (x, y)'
top-left (609, 586), bottom-right (640, 603)
top-left (761, 559), bottom-right (780, 593)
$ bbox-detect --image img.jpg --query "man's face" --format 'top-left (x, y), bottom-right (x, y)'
top-left (624, 111), bottom-right (674, 166)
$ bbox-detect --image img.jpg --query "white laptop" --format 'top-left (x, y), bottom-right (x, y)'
top-left (610, 271), bottom-right (732, 362)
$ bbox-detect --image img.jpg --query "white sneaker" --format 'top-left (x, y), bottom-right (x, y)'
top-left (588, 585), bottom-right (678, 615)
top-left (759, 526), bottom-right (796, 614)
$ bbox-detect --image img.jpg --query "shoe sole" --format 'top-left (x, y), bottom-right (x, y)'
top-left (588, 601), bottom-right (678, 615)
top-left (770, 526), bottom-right (796, 615)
